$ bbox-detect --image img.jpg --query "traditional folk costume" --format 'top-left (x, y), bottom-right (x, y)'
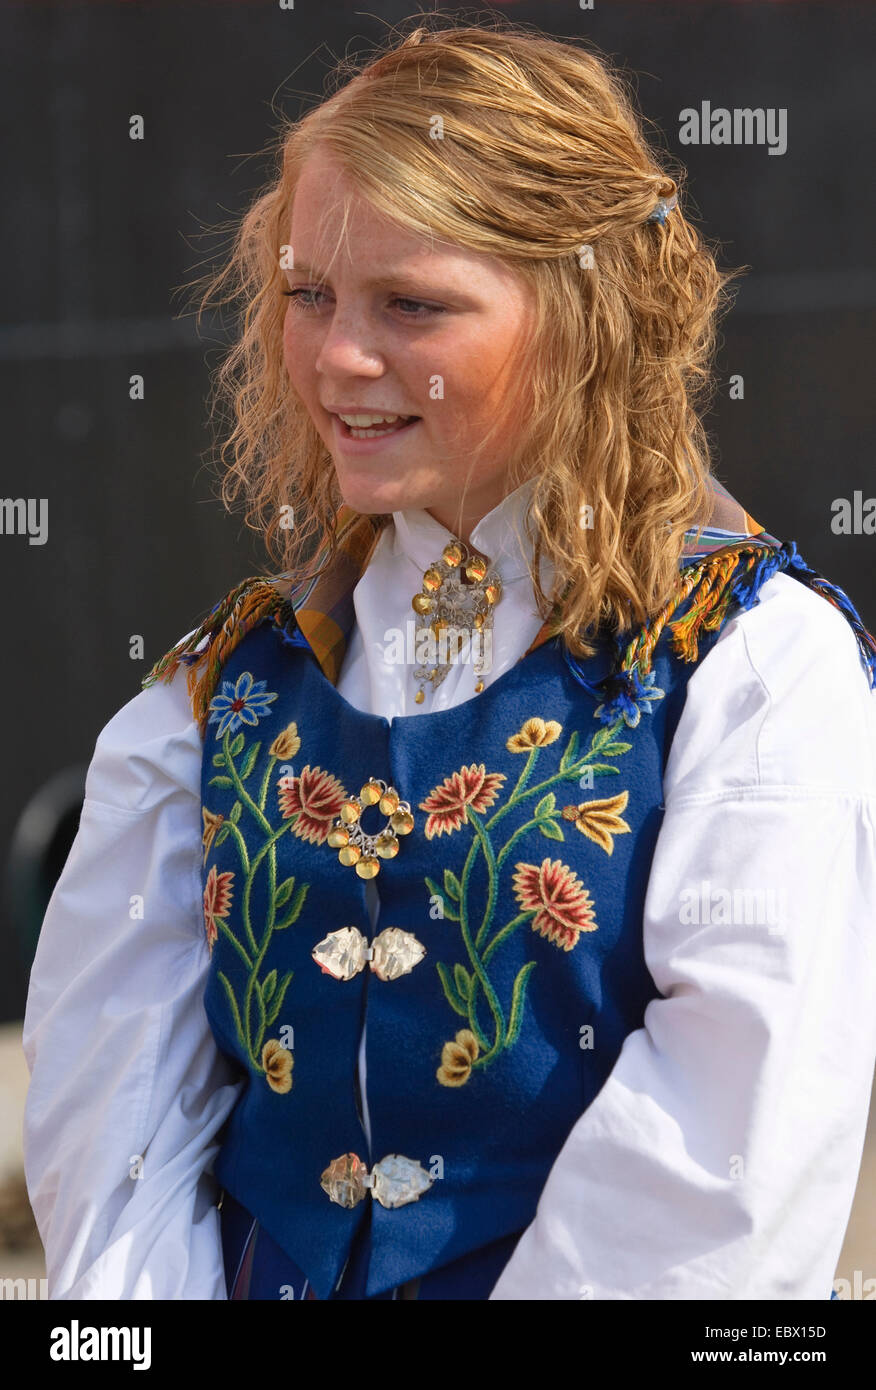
top-left (23, 474), bottom-right (876, 1300)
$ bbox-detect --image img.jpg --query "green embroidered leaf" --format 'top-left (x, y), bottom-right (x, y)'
top-left (506, 961), bottom-right (537, 1047)
top-left (212, 752), bottom-right (226, 768)
top-left (265, 971), bottom-right (293, 1026)
top-left (253, 979), bottom-right (267, 1042)
top-left (208, 775), bottom-right (234, 789)
top-left (601, 741), bottom-right (632, 755)
top-left (443, 868), bottom-right (462, 902)
top-left (425, 876), bottom-right (460, 923)
top-left (214, 824), bottom-right (231, 847)
top-left (534, 792), bottom-right (556, 819)
top-left (436, 961), bottom-right (468, 1017)
top-left (228, 801), bottom-right (242, 825)
top-left (218, 972), bottom-right (247, 1056)
top-left (585, 763), bottom-right (620, 776)
top-left (239, 741), bottom-right (261, 780)
top-left (262, 969), bottom-right (277, 1003)
top-left (229, 732), bottom-right (245, 757)
top-left (276, 883), bottom-right (309, 929)
top-left (590, 726), bottom-right (614, 752)
top-left (453, 963), bottom-right (472, 1003)
top-left (539, 819), bottom-right (564, 841)
top-left (274, 876), bottom-right (296, 909)
top-left (559, 730), bottom-right (580, 772)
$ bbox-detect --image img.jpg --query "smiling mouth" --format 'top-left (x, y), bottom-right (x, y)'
top-left (333, 414), bottom-right (421, 439)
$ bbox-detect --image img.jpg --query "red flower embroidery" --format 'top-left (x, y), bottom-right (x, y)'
top-left (203, 863), bottom-right (234, 954)
top-left (511, 858), bottom-right (597, 951)
top-left (419, 764), bottom-right (506, 838)
top-left (278, 765), bottom-right (347, 844)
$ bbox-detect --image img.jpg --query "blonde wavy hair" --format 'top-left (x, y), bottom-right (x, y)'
top-left (193, 12), bottom-right (738, 659)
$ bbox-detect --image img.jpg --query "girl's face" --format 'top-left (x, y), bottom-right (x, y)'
top-left (282, 153), bottom-right (536, 542)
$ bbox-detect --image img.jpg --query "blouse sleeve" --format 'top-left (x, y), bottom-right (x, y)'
top-left (489, 571), bottom-right (876, 1300)
top-left (22, 650), bottom-right (245, 1299)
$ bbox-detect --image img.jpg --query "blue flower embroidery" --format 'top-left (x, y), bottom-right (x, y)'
top-left (594, 668), bottom-right (665, 728)
top-left (208, 671), bottom-right (278, 738)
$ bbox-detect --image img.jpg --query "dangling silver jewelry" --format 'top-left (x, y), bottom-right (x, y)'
top-left (409, 539), bottom-right (503, 703)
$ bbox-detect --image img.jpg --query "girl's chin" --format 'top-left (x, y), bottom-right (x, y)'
top-left (333, 471), bottom-right (442, 516)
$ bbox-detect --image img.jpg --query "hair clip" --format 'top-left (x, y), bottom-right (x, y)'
top-left (646, 192), bottom-right (678, 226)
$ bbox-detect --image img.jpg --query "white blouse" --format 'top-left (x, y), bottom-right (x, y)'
top-left (22, 484), bottom-right (876, 1300)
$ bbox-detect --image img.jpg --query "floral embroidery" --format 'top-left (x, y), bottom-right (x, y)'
top-left (560, 790), bottom-right (631, 855)
top-left (262, 1038), bottom-right (294, 1094)
top-left (278, 766), bottom-right (348, 844)
top-left (425, 713), bottom-right (633, 1087)
top-left (269, 722), bottom-right (301, 759)
top-left (511, 859), bottom-right (597, 951)
top-left (419, 764), bottom-right (506, 838)
top-left (202, 807), bottom-right (225, 863)
top-left (207, 671), bottom-right (278, 737)
top-left (204, 674), bottom-right (311, 1092)
top-left (505, 717), bottom-right (562, 752)
top-left (437, 1029), bottom-right (480, 1087)
top-left (203, 863), bottom-right (234, 954)
top-left (594, 668), bottom-right (664, 728)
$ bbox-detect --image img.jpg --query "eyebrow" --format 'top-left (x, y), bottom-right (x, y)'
top-left (285, 264), bottom-right (448, 292)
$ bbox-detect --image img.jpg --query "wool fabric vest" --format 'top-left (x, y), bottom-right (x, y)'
top-left (194, 593), bottom-right (729, 1300)
top-left (144, 520), bottom-right (876, 1302)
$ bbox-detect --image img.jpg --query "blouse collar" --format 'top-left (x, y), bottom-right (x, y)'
top-left (390, 475), bottom-right (541, 583)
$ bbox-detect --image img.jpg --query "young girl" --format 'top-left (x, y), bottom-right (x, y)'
top-left (22, 19), bottom-right (876, 1301)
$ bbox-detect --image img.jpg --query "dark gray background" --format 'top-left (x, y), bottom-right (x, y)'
top-left (2, 0), bottom-right (874, 1020)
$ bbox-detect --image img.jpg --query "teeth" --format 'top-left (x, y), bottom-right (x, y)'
top-left (337, 412), bottom-right (409, 427)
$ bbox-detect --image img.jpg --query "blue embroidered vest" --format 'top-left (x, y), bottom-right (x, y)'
top-left (145, 520), bottom-right (876, 1301)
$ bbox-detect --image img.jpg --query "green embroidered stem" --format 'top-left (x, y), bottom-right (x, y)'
top-left (436, 960), bottom-right (470, 1017)
top-left (241, 821), bottom-right (295, 1053)
top-left (484, 718), bottom-right (626, 835)
top-left (265, 834), bottom-right (278, 941)
top-left (470, 810), bottom-right (501, 951)
top-left (218, 970), bottom-right (259, 1069)
top-left (216, 918), bottom-right (252, 970)
top-left (258, 754), bottom-right (282, 954)
top-left (258, 753), bottom-right (277, 814)
top-left (240, 821), bottom-right (293, 957)
top-left (483, 910), bottom-right (533, 964)
top-left (506, 961), bottom-right (537, 1048)
top-left (223, 728), bottom-right (272, 836)
top-left (507, 746), bottom-right (538, 802)
top-left (253, 978), bottom-right (267, 1057)
top-left (226, 821), bottom-right (251, 877)
top-left (495, 815), bottom-right (554, 873)
top-left (467, 907), bottom-right (538, 1044)
top-left (457, 807), bottom-right (505, 1055)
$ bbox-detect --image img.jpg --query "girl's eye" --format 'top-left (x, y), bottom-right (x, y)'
top-left (281, 288), bottom-right (443, 319)
top-left (392, 297), bottom-right (444, 318)
top-left (281, 287), bottom-right (327, 309)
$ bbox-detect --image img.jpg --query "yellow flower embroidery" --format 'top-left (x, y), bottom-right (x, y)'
top-left (506, 717), bottom-right (563, 753)
top-left (262, 1038), bottom-right (294, 1094)
top-left (437, 1029), bottom-right (480, 1087)
top-left (561, 791), bottom-right (631, 855)
top-left (201, 807), bottom-right (225, 862)
top-left (269, 722), bottom-right (302, 759)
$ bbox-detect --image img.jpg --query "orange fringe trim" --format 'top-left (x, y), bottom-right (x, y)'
top-left (617, 542), bottom-right (774, 678)
top-left (141, 577), bottom-right (294, 737)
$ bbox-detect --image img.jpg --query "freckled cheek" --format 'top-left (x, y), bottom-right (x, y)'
top-left (282, 320), bottom-right (315, 396)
